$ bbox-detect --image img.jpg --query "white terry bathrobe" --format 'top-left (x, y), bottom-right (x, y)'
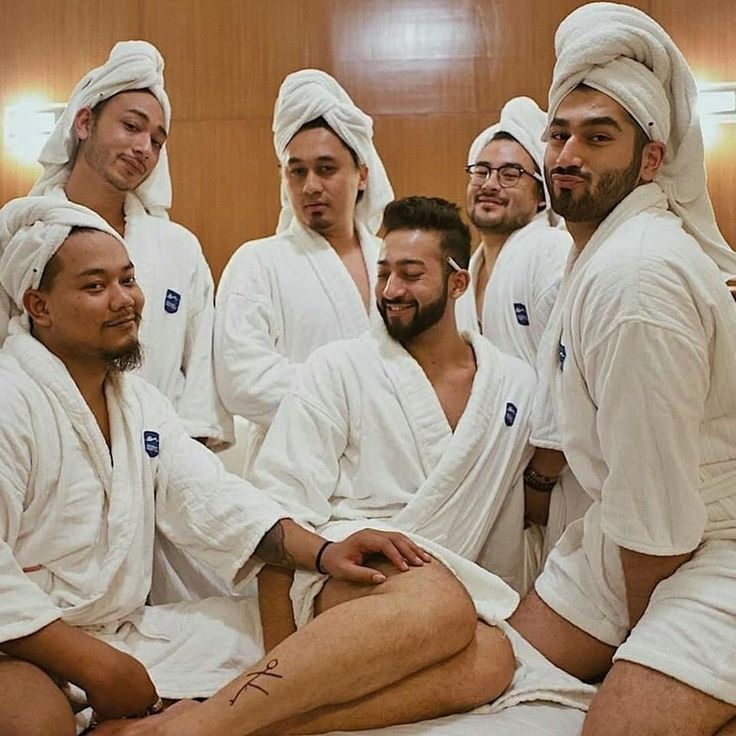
top-left (251, 325), bottom-right (596, 712)
top-left (533, 2), bottom-right (736, 706)
top-left (27, 41), bottom-right (231, 448)
top-left (0, 197), bottom-right (283, 730)
top-left (456, 97), bottom-right (587, 580)
top-left (215, 69), bottom-right (393, 475)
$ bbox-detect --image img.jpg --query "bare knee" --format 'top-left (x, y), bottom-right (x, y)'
top-left (457, 623), bottom-right (515, 709)
top-left (583, 661), bottom-right (736, 736)
top-left (0, 659), bottom-right (76, 736)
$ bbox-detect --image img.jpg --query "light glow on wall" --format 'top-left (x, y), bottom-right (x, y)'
top-left (697, 82), bottom-right (736, 149)
top-left (4, 96), bottom-right (65, 164)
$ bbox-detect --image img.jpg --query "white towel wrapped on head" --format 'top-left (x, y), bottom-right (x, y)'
top-left (30, 41), bottom-right (172, 218)
top-left (468, 96), bottom-right (554, 217)
top-left (546, 1), bottom-right (736, 278)
top-left (272, 69), bottom-right (393, 234)
top-left (0, 196), bottom-right (124, 322)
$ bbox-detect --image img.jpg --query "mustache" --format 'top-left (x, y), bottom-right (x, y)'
top-left (549, 166), bottom-right (591, 180)
top-left (103, 311), bottom-right (142, 327)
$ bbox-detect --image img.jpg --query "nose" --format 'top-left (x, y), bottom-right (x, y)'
top-left (110, 281), bottom-right (137, 311)
top-left (132, 133), bottom-right (155, 160)
top-left (480, 169), bottom-right (501, 192)
top-left (303, 168), bottom-right (323, 194)
top-left (380, 273), bottom-right (407, 301)
top-left (554, 137), bottom-right (584, 169)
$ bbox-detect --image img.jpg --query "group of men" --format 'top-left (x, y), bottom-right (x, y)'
top-left (1, 2), bottom-right (736, 736)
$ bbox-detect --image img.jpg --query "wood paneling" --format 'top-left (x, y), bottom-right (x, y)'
top-left (2, 0), bottom-right (736, 280)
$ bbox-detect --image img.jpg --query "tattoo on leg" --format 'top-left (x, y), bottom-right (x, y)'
top-left (255, 521), bottom-right (297, 568)
top-left (229, 659), bottom-right (284, 706)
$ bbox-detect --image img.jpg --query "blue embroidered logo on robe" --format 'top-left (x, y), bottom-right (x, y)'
top-left (504, 402), bottom-right (518, 427)
top-left (144, 431), bottom-right (160, 458)
top-left (558, 342), bottom-right (567, 370)
top-left (513, 303), bottom-right (530, 326)
top-left (164, 289), bottom-right (181, 314)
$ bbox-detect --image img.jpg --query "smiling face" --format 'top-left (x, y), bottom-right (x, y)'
top-left (283, 125), bottom-right (367, 237)
top-left (376, 229), bottom-right (453, 342)
top-left (74, 90), bottom-right (167, 193)
top-left (25, 229), bottom-right (145, 371)
top-left (466, 137), bottom-right (543, 235)
top-left (544, 86), bottom-right (651, 224)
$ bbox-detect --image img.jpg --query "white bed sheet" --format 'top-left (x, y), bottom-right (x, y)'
top-left (323, 703), bottom-right (585, 735)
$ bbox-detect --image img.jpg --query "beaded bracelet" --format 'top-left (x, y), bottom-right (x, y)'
top-left (523, 464), bottom-right (559, 493)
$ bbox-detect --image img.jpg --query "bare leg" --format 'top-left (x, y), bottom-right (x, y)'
top-left (155, 558), bottom-right (487, 735)
top-left (251, 622), bottom-right (513, 735)
top-left (717, 719), bottom-right (736, 735)
top-left (583, 661), bottom-right (736, 735)
top-left (258, 566), bottom-right (296, 651)
top-left (510, 588), bottom-right (614, 681)
top-left (0, 657), bottom-right (76, 736)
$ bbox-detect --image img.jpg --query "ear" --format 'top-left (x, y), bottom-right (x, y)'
top-left (449, 270), bottom-right (470, 299)
top-left (73, 107), bottom-right (94, 143)
top-left (639, 140), bottom-right (666, 183)
top-left (22, 289), bottom-right (52, 327)
top-left (357, 163), bottom-right (369, 192)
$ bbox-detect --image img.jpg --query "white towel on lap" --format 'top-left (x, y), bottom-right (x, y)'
top-left (545, 1), bottom-right (736, 278)
top-left (30, 41), bottom-right (172, 218)
top-left (272, 69), bottom-right (393, 234)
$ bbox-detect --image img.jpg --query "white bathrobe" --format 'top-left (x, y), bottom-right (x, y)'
top-left (455, 214), bottom-right (571, 367)
top-left (534, 184), bottom-right (736, 706)
top-left (252, 325), bottom-right (596, 711)
top-left (0, 331), bottom-right (283, 701)
top-left (214, 217), bottom-right (378, 472)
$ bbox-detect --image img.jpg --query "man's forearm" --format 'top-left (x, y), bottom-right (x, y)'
top-left (254, 518), bottom-right (324, 571)
top-left (620, 546), bottom-right (693, 629)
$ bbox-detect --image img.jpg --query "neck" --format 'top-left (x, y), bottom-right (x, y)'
top-left (317, 218), bottom-right (359, 255)
top-left (479, 230), bottom-right (511, 260)
top-left (65, 162), bottom-right (127, 236)
top-left (565, 220), bottom-right (600, 251)
top-left (402, 319), bottom-right (472, 371)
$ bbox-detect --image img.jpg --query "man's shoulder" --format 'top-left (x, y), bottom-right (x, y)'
top-left (0, 353), bottom-right (39, 424)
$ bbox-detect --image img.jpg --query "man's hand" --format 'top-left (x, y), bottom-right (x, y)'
top-left (91, 700), bottom-right (199, 735)
top-left (319, 529), bottom-right (432, 584)
top-left (85, 648), bottom-right (159, 721)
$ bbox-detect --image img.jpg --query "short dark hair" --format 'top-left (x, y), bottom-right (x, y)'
top-left (381, 196), bottom-right (471, 270)
top-left (38, 226), bottom-right (98, 291)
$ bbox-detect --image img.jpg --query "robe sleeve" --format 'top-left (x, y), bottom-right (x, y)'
top-left (585, 316), bottom-right (708, 555)
top-left (250, 347), bottom-right (351, 530)
top-left (0, 387), bottom-right (62, 641)
top-left (171, 226), bottom-right (234, 446)
top-left (530, 232), bottom-right (569, 358)
top-left (215, 247), bottom-right (298, 428)
top-left (153, 395), bottom-right (286, 588)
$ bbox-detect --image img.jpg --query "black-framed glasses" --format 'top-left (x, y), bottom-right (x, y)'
top-left (465, 163), bottom-right (542, 188)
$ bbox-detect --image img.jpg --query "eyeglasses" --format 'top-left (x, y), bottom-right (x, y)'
top-left (465, 163), bottom-right (542, 188)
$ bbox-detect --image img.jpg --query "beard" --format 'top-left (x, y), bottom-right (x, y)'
top-left (469, 202), bottom-right (535, 235)
top-left (546, 147), bottom-right (643, 223)
top-left (378, 280), bottom-right (449, 343)
top-left (103, 339), bottom-right (143, 373)
top-left (81, 129), bottom-right (143, 193)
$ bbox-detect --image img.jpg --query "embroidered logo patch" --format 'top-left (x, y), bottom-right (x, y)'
top-left (513, 303), bottom-right (530, 326)
top-left (558, 342), bottom-right (567, 370)
top-left (144, 431), bottom-right (160, 458)
top-left (164, 289), bottom-right (181, 314)
top-left (504, 402), bottom-right (518, 427)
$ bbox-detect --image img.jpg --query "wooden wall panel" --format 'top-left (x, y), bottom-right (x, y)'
top-left (3, 0), bottom-right (736, 281)
top-left (651, 0), bottom-right (736, 246)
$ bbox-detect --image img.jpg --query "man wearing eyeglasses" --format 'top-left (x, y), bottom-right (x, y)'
top-left (459, 98), bottom-right (589, 579)
top-left (458, 97), bottom-right (571, 369)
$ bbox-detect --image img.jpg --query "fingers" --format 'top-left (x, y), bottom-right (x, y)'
top-left (387, 533), bottom-right (432, 566)
top-left (337, 560), bottom-right (387, 585)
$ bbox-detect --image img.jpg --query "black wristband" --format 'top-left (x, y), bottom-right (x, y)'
top-left (315, 540), bottom-right (334, 575)
top-left (523, 464), bottom-right (559, 493)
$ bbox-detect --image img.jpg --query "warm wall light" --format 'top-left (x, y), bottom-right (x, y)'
top-left (4, 97), bottom-right (66, 164)
top-left (697, 82), bottom-right (736, 149)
